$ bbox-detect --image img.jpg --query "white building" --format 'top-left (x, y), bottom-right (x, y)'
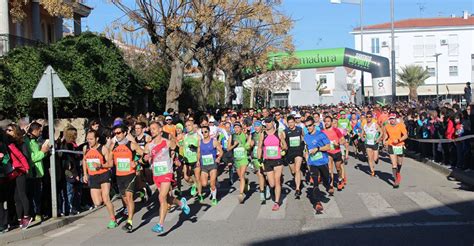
top-left (244, 67), bottom-right (358, 107)
top-left (351, 12), bottom-right (474, 100)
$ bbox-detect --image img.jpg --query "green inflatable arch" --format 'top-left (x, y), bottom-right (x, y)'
top-left (251, 48), bottom-right (392, 105)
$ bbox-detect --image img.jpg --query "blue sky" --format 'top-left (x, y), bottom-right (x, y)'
top-left (84, 0), bottom-right (474, 51)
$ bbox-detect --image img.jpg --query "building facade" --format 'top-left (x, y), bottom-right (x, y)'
top-left (0, 0), bottom-right (92, 56)
top-left (351, 12), bottom-right (474, 101)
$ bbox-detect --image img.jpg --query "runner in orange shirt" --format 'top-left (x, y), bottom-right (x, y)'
top-left (383, 112), bottom-right (408, 188)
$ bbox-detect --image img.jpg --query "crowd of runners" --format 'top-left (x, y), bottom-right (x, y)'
top-left (2, 100), bottom-right (473, 234)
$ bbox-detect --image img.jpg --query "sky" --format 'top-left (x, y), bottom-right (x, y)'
top-left (83, 0), bottom-right (474, 51)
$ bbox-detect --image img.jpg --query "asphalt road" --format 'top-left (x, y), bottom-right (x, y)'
top-left (12, 152), bottom-right (474, 246)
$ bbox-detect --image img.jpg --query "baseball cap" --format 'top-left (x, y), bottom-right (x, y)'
top-left (113, 119), bottom-right (123, 127)
top-left (234, 122), bottom-right (242, 127)
top-left (165, 116), bottom-right (172, 121)
top-left (163, 112), bottom-right (170, 116)
top-left (389, 113), bottom-right (397, 119)
top-left (253, 121), bottom-right (263, 127)
top-left (176, 123), bottom-right (184, 130)
top-left (295, 113), bottom-right (302, 118)
top-left (290, 111), bottom-right (296, 115)
top-left (340, 111), bottom-right (346, 115)
top-left (209, 117), bottom-right (216, 123)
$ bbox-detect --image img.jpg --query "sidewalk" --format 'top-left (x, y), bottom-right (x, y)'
top-left (406, 151), bottom-right (474, 189)
top-left (0, 207), bottom-right (101, 245)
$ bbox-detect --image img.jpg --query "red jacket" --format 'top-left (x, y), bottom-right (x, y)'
top-left (8, 143), bottom-right (29, 175)
top-left (445, 120), bottom-right (455, 140)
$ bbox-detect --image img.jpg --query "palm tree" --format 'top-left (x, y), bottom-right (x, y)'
top-left (397, 65), bottom-right (431, 101)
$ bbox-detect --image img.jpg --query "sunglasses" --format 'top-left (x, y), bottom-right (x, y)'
top-left (305, 124), bottom-right (314, 128)
top-left (202, 131), bottom-right (209, 134)
top-left (114, 131), bottom-right (123, 135)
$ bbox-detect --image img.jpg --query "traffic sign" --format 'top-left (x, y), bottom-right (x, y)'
top-left (32, 65), bottom-right (69, 219)
top-left (33, 65), bottom-right (70, 98)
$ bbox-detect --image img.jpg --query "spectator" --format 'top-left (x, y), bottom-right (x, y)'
top-left (464, 82), bottom-right (472, 105)
top-left (25, 122), bottom-right (49, 222)
top-left (60, 127), bottom-right (83, 215)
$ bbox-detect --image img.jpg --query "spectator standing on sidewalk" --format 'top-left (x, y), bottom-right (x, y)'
top-left (464, 82), bottom-right (472, 105)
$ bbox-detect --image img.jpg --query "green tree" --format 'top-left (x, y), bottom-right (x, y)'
top-left (397, 64), bottom-right (430, 102)
top-left (1, 32), bottom-right (142, 117)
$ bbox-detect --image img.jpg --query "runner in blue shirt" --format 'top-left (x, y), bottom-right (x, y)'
top-left (303, 116), bottom-right (333, 214)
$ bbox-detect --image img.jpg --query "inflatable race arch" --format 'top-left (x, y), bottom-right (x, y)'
top-left (250, 48), bottom-right (392, 105)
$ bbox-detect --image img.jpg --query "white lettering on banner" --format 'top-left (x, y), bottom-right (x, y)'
top-left (372, 77), bottom-right (391, 97)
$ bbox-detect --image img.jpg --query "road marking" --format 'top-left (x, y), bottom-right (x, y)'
top-left (257, 197), bottom-right (287, 220)
top-left (313, 198), bottom-right (343, 218)
top-left (46, 224), bottom-right (84, 238)
top-left (358, 193), bottom-right (398, 217)
top-left (405, 191), bottom-right (460, 216)
top-left (200, 195), bottom-right (239, 221)
top-left (454, 190), bottom-right (474, 204)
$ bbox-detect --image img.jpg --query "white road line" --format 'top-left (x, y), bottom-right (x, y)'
top-left (200, 195), bottom-right (239, 221)
top-left (358, 193), bottom-right (398, 217)
top-left (454, 190), bottom-right (474, 204)
top-left (257, 197), bottom-right (287, 220)
top-left (404, 191), bottom-right (460, 216)
top-left (46, 224), bottom-right (85, 238)
top-left (313, 198), bottom-right (343, 219)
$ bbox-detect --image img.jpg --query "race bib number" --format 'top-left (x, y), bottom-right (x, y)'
top-left (153, 161), bottom-right (169, 176)
top-left (330, 142), bottom-right (336, 150)
top-left (265, 146), bottom-right (278, 158)
top-left (366, 133), bottom-right (375, 145)
top-left (252, 147), bottom-right (258, 158)
top-left (185, 147), bottom-right (197, 158)
top-left (201, 154), bottom-right (214, 166)
top-left (117, 158), bottom-right (131, 172)
top-left (392, 146), bottom-right (404, 155)
top-left (310, 151), bottom-right (323, 161)
top-left (340, 122), bottom-right (348, 129)
top-left (233, 147), bottom-right (245, 159)
top-left (86, 158), bottom-right (100, 171)
top-left (289, 136), bottom-right (300, 147)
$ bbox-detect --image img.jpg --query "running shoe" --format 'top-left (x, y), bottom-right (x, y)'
top-left (265, 186), bottom-right (271, 199)
top-left (272, 203), bottom-right (280, 211)
top-left (22, 216), bottom-right (33, 230)
top-left (122, 222), bottom-right (133, 233)
top-left (260, 192), bottom-right (266, 204)
top-left (337, 181), bottom-right (344, 191)
top-left (328, 187), bottom-right (334, 196)
top-left (18, 219), bottom-right (23, 229)
top-left (238, 193), bottom-right (245, 204)
top-left (295, 190), bottom-right (302, 199)
top-left (315, 202), bottom-right (324, 214)
top-left (180, 197), bottom-right (190, 215)
top-left (211, 198), bottom-right (218, 206)
top-left (396, 172), bottom-right (402, 184)
top-left (343, 177), bottom-right (347, 185)
top-left (35, 215), bottom-right (42, 222)
top-left (107, 220), bottom-right (118, 229)
top-left (151, 223), bottom-right (164, 233)
top-left (190, 184), bottom-right (197, 196)
top-left (244, 178), bottom-right (250, 193)
top-left (198, 194), bottom-right (204, 203)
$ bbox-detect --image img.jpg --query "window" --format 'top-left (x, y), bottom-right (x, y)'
top-left (371, 38), bottom-right (380, 54)
top-left (427, 67), bottom-right (435, 77)
top-left (448, 35), bottom-right (459, 56)
top-left (319, 75), bottom-right (327, 84)
top-left (413, 36), bottom-right (424, 57)
top-left (290, 82), bottom-right (300, 90)
top-left (449, 65), bottom-right (458, 76)
top-left (424, 35), bottom-right (436, 57)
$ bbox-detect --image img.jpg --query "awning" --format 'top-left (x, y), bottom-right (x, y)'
top-left (364, 84), bottom-right (466, 96)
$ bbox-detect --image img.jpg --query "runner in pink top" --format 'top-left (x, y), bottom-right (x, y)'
top-left (322, 116), bottom-right (346, 191)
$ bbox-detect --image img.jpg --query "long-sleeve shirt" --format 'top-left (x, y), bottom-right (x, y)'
top-left (445, 120), bottom-right (455, 140)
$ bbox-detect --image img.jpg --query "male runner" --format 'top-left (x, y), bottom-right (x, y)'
top-left (183, 120), bottom-right (201, 197)
top-left (284, 115), bottom-right (305, 198)
top-left (109, 124), bottom-right (143, 232)
top-left (134, 122), bottom-right (152, 202)
top-left (383, 112), bottom-right (408, 188)
top-left (322, 116), bottom-right (345, 191)
top-left (145, 122), bottom-right (190, 234)
top-left (303, 117), bottom-right (333, 213)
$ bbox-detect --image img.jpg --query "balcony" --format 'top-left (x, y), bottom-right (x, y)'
top-left (0, 34), bottom-right (42, 57)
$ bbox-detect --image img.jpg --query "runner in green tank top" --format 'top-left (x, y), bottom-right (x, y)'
top-left (250, 121), bottom-right (268, 204)
top-left (183, 120), bottom-right (201, 197)
top-left (228, 122), bottom-right (251, 203)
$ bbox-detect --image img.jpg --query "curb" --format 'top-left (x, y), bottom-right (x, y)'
top-left (406, 151), bottom-right (474, 188)
top-left (0, 206), bottom-right (103, 245)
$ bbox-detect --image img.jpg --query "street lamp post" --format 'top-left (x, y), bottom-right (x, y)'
top-left (390, 0), bottom-right (396, 102)
top-left (434, 53), bottom-right (442, 103)
top-left (330, 0), bottom-right (364, 104)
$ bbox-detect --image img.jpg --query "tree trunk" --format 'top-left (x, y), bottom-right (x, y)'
top-left (166, 59), bottom-right (185, 111)
top-left (409, 87), bottom-right (418, 102)
top-left (225, 73), bottom-right (234, 107)
top-left (199, 68), bottom-right (214, 111)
